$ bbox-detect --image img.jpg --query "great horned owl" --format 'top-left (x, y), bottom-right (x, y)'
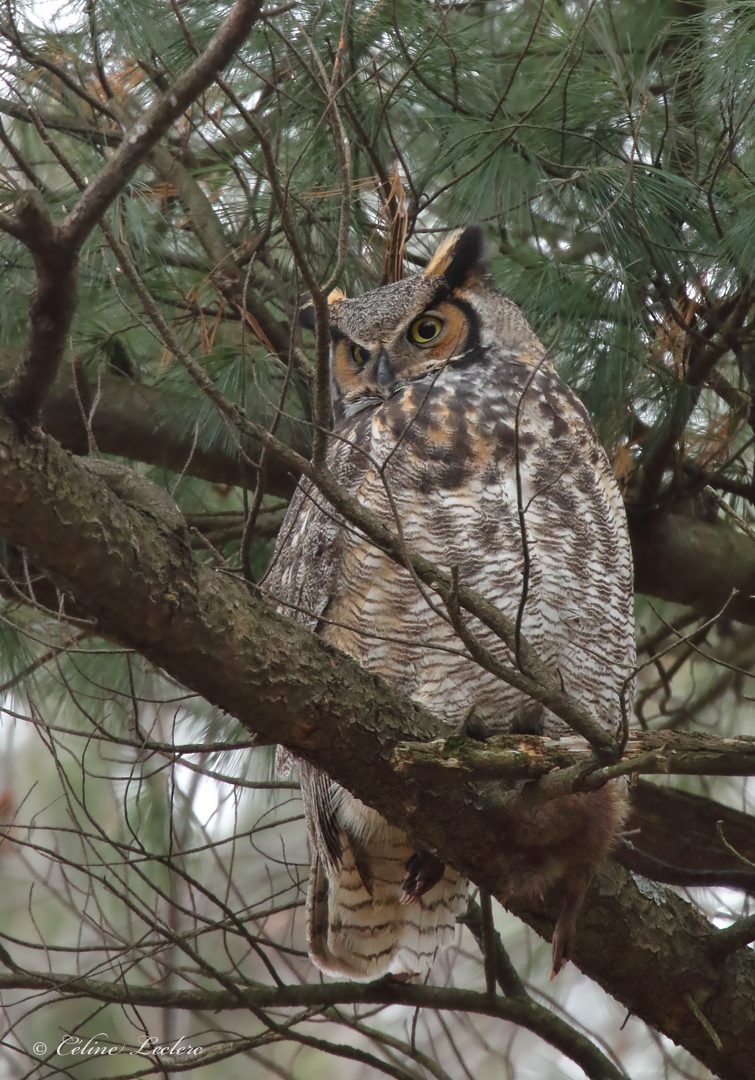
top-left (263, 225), bottom-right (635, 980)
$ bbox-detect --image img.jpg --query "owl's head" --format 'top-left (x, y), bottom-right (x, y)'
top-left (301, 226), bottom-right (538, 422)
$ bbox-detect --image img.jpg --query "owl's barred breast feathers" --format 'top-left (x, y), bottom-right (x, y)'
top-left (263, 225), bottom-right (635, 981)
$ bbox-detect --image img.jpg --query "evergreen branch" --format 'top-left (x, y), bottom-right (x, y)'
top-left (146, 143), bottom-right (290, 358)
top-left (0, 97), bottom-right (123, 148)
top-left (211, 73), bottom-right (334, 463)
top-left (0, 114), bottom-right (49, 193)
top-left (637, 295), bottom-right (755, 507)
top-left (681, 464), bottom-right (755, 503)
top-left (0, 0), bottom-right (266, 426)
top-left (0, 209), bottom-right (30, 242)
top-left (0, 16), bottom-right (120, 123)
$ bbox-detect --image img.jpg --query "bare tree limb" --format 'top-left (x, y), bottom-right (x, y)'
top-left (0, 191), bottom-right (77, 427)
top-left (630, 780), bottom-right (755, 873)
top-left (0, 969), bottom-right (626, 1080)
top-left (630, 507), bottom-right (755, 624)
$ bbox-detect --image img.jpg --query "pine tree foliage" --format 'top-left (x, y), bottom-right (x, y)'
top-left (0, 0), bottom-right (754, 1077)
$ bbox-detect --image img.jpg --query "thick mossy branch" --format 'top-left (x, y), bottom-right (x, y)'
top-left (393, 730), bottom-right (755, 792)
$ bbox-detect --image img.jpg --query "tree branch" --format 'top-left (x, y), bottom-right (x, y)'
top-left (60, 0), bottom-right (264, 251)
top-left (148, 142), bottom-right (289, 357)
top-left (0, 191), bottom-right (77, 427)
top-left (637, 296), bottom-right (755, 506)
top-left (2, 326), bottom-right (754, 629)
top-left (0, 348), bottom-right (306, 499)
top-left (630, 507), bottom-right (755, 624)
top-left (629, 780), bottom-right (755, 873)
top-left (2, 333), bottom-right (754, 628)
top-left (392, 730), bottom-right (755, 792)
top-left (0, 969), bottom-right (626, 1080)
top-left (0, 96), bottom-right (123, 147)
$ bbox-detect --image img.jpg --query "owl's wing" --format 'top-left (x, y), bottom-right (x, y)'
top-left (262, 402), bottom-right (378, 633)
top-left (262, 480), bottom-right (340, 632)
top-left (262, 405), bottom-right (374, 628)
top-left (263, 478), bottom-right (346, 779)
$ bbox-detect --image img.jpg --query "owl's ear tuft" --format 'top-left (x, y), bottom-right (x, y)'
top-left (423, 225), bottom-right (485, 288)
top-left (299, 289), bottom-right (347, 331)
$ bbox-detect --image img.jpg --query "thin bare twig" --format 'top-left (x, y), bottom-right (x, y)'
top-left (61, 0), bottom-right (265, 251)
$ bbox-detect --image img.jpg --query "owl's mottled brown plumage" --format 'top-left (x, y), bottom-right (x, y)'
top-left (263, 226), bottom-right (635, 980)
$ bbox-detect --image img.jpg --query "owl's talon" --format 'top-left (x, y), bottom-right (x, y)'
top-left (403, 851), bottom-right (446, 900)
top-left (465, 715), bottom-right (491, 742)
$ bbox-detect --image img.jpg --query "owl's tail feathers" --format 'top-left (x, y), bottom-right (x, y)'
top-left (306, 846), bottom-right (405, 981)
top-left (306, 846), bottom-right (467, 982)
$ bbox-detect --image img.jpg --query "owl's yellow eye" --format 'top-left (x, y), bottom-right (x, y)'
top-left (408, 315), bottom-right (444, 345)
top-left (351, 343), bottom-right (371, 367)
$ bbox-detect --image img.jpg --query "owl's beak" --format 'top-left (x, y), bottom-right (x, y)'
top-left (375, 350), bottom-right (396, 394)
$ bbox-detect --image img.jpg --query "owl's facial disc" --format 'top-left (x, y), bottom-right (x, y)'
top-left (330, 298), bottom-right (479, 418)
